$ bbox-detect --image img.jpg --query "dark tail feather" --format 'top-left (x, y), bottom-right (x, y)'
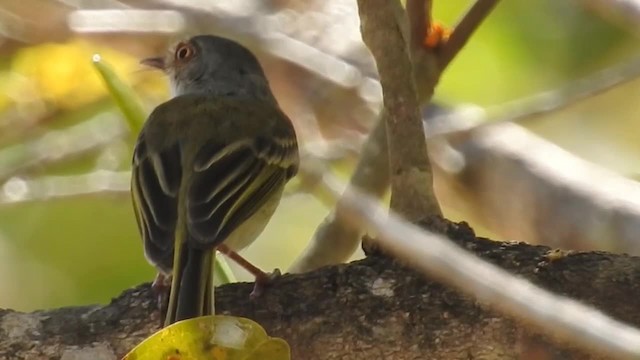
top-left (164, 244), bottom-right (213, 326)
top-left (203, 251), bottom-right (214, 315)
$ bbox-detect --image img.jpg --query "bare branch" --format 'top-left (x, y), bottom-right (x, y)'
top-left (0, 114), bottom-right (127, 184)
top-left (357, 0), bottom-right (441, 220)
top-left (427, 108), bottom-right (640, 255)
top-left (437, 0), bottom-right (500, 68)
top-left (429, 54), bottom-right (640, 139)
top-left (0, 170), bottom-right (130, 205)
top-left (291, 0), bottom-right (501, 272)
top-left (406, 0), bottom-right (432, 51)
top-left (292, 54), bottom-right (640, 268)
top-left (288, 116), bottom-right (389, 272)
top-left (578, 0), bottom-right (640, 35)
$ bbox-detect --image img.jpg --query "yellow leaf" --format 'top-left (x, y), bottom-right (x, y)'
top-left (243, 338), bottom-right (291, 360)
top-left (123, 315), bottom-right (290, 360)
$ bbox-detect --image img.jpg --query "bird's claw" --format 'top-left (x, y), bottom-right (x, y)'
top-left (250, 268), bottom-right (281, 299)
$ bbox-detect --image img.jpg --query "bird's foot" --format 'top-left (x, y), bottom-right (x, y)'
top-left (152, 272), bottom-right (171, 320)
top-left (250, 268), bottom-right (281, 299)
top-left (217, 244), bottom-right (281, 299)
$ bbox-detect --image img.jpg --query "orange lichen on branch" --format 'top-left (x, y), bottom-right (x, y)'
top-left (424, 22), bottom-right (451, 48)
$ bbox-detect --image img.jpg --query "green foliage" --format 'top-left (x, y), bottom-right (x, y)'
top-left (92, 55), bottom-right (147, 133)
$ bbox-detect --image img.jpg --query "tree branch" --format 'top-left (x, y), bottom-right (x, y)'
top-left (357, 0), bottom-right (442, 220)
top-left (291, 0), bottom-right (500, 272)
top-left (406, 0), bottom-right (432, 51)
top-left (3, 218), bottom-right (640, 359)
top-left (427, 109), bottom-right (640, 255)
top-left (428, 54), bottom-right (640, 139)
top-left (0, 114), bottom-right (127, 184)
top-left (437, 0), bottom-right (500, 68)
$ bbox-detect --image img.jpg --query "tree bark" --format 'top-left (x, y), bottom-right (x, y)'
top-left (2, 218), bottom-right (639, 360)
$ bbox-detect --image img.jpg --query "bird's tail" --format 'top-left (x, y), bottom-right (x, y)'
top-left (164, 239), bottom-right (214, 326)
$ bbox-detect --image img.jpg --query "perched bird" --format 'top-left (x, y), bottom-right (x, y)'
top-left (131, 35), bottom-right (299, 326)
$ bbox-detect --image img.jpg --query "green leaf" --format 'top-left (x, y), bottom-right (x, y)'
top-left (214, 255), bottom-right (237, 284)
top-left (92, 54), bottom-right (146, 132)
top-left (122, 315), bottom-right (290, 360)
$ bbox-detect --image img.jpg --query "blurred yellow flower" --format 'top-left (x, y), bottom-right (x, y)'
top-left (0, 39), bottom-right (168, 112)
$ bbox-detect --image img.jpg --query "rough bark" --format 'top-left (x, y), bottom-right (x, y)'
top-left (2, 218), bottom-right (639, 360)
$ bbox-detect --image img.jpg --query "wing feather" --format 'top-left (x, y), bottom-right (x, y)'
top-left (185, 136), bottom-right (296, 249)
top-left (131, 136), bottom-right (182, 270)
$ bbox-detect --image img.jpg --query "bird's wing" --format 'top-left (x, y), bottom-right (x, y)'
top-left (131, 135), bottom-right (182, 271)
top-left (186, 133), bottom-right (298, 248)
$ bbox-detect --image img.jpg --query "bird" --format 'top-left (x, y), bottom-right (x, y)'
top-left (131, 35), bottom-right (299, 326)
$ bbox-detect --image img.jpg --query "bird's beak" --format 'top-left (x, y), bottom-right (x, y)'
top-left (140, 57), bottom-right (165, 70)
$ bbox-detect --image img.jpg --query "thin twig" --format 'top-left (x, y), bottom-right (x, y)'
top-left (437, 0), bottom-right (500, 69)
top-left (299, 163), bottom-right (640, 360)
top-left (428, 53), bottom-right (640, 139)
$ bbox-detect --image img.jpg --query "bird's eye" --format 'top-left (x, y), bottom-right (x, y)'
top-left (175, 43), bottom-right (194, 61)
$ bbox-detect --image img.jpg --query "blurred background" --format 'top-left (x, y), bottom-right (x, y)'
top-left (0, 0), bottom-right (638, 312)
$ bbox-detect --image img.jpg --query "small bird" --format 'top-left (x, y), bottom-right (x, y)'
top-left (131, 35), bottom-right (299, 326)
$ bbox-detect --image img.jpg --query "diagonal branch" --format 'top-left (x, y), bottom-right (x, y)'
top-left (437, 0), bottom-right (500, 68)
top-left (288, 120), bottom-right (389, 273)
top-left (427, 54), bottom-right (640, 138)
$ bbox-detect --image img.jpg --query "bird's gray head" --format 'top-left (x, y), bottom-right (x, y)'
top-left (141, 35), bottom-right (275, 102)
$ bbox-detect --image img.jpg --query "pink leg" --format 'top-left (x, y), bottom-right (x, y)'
top-left (217, 244), bottom-right (280, 298)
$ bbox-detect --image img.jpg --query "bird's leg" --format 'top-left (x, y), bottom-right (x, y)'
top-left (216, 244), bottom-right (281, 298)
top-left (151, 272), bottom-right (172, 322)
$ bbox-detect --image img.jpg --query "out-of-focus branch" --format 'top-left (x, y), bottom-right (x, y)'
top-left (0, 170), bottom-right (130, 205)
top-left (357, 0), bottom-right (441, 220)
top-left (422, 54), bottom-right (640, 254)
top-left (288, 115), bottom-right (388, 272)
top-left (429, 54), bottom-right (640, 138)
top-left (0, 138), bottom-right (358, 208)
top-left (579, 0), bottom-right (640, 35)
top-left (428, 109), bottom-right (640, 255)
top-left (0, 114), bottom-right (127, 184)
